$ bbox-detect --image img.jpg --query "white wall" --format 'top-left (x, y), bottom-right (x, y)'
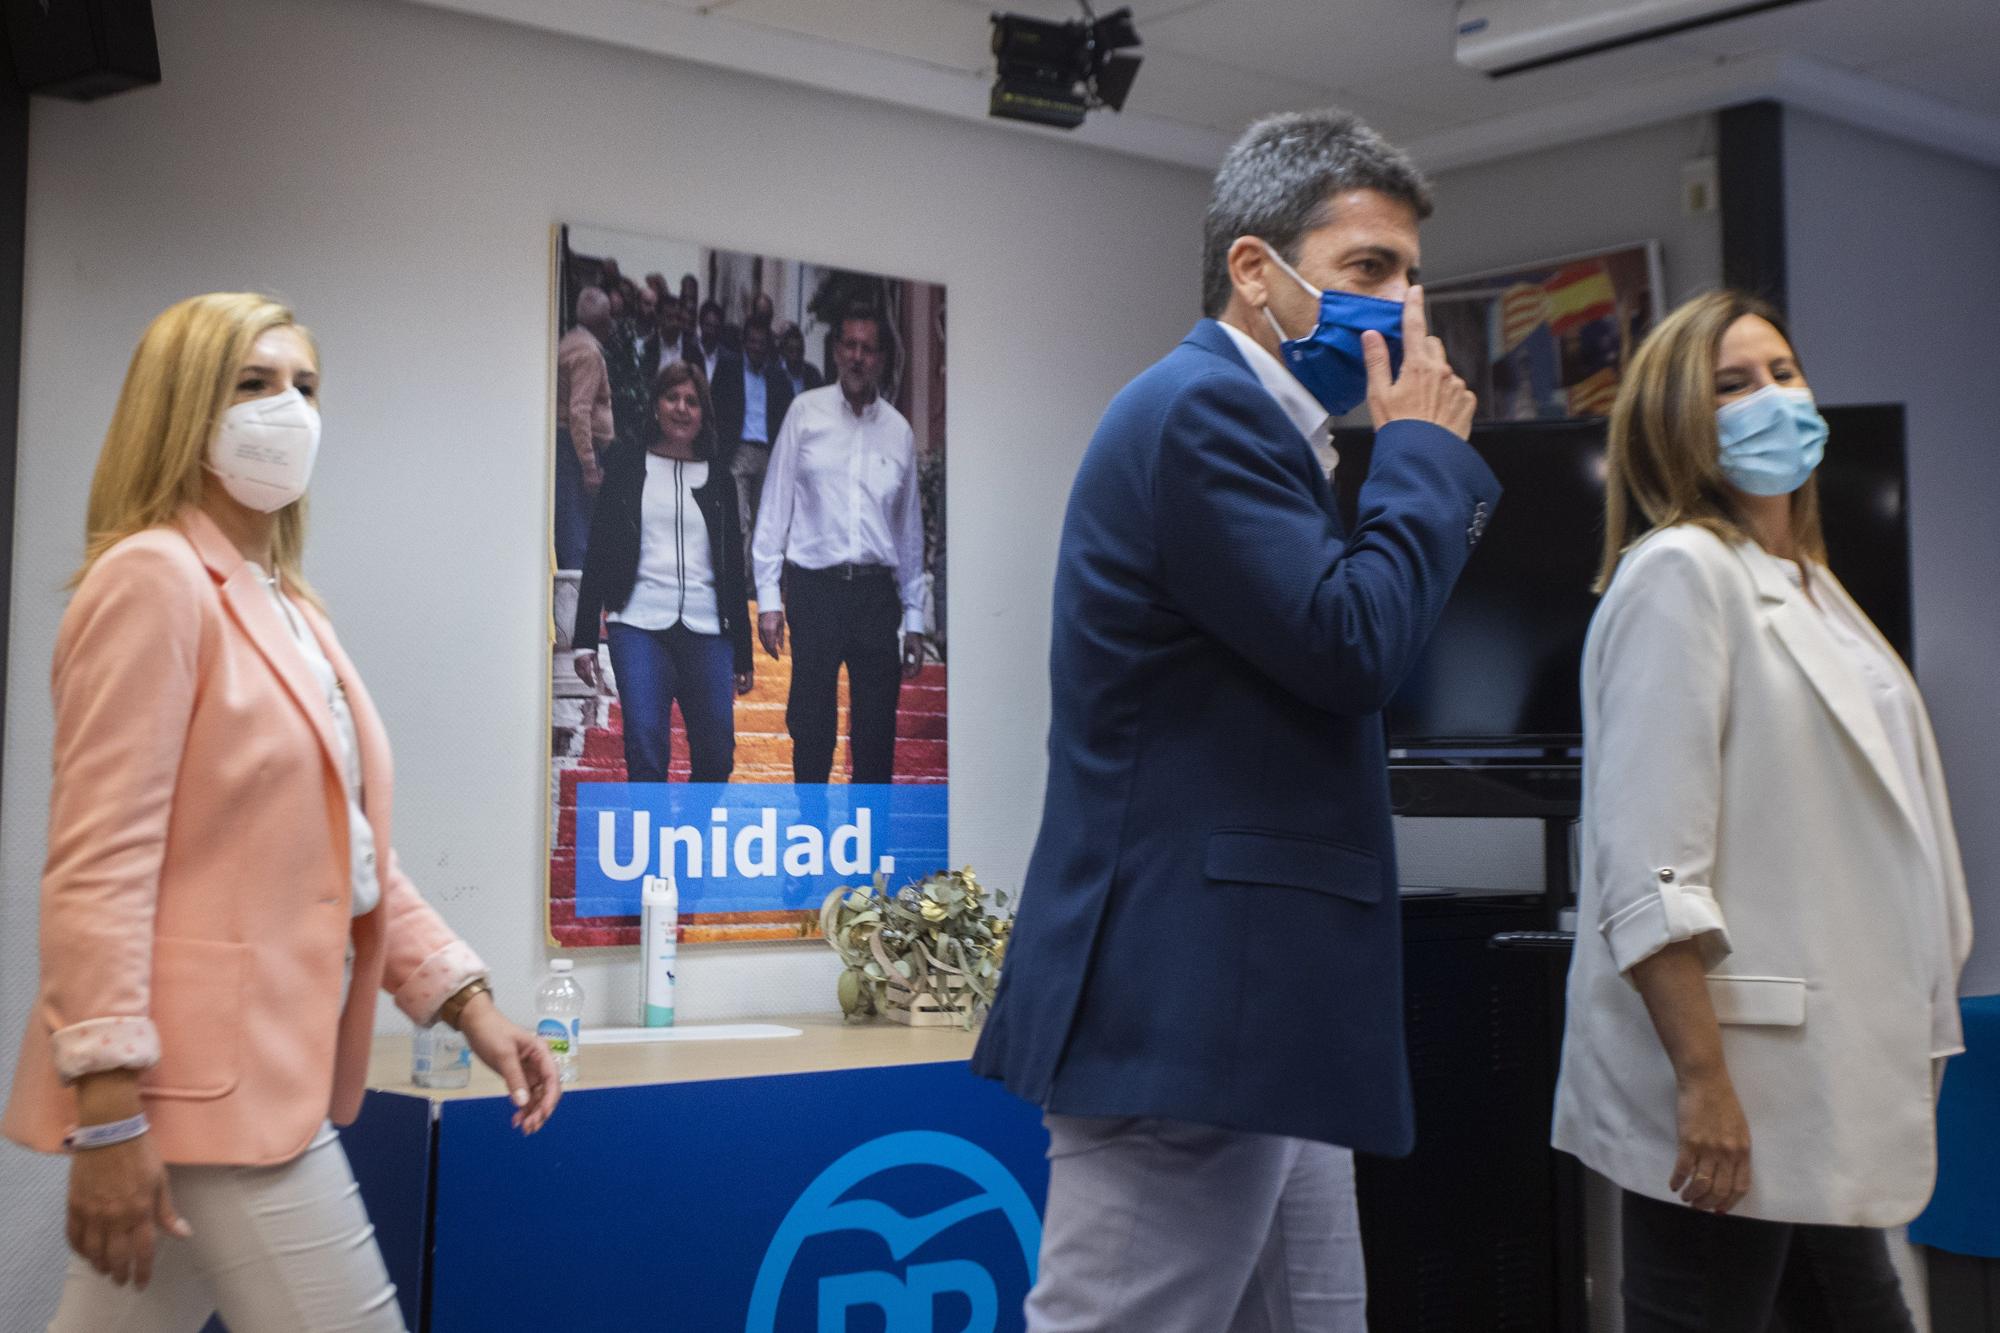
top-left (0, 0), bottom-right (1206, 1321)
top-left (1421, 115), bottom-right (1724, 308)
top-left (1784, 110), bottom-right (2000, 994)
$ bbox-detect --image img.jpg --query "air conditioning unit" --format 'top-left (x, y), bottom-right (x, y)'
top-left (1454, 0), bottom-right (1815, 77)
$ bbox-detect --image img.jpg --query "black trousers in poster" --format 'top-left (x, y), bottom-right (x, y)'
top-left (784, 562), bottom-right (903, 784)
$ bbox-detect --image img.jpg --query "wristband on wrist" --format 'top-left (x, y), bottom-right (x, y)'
top-left (438, 977), bottom-right (493, 1031)
top-left (63, 1112), bottom-right (149, 1152)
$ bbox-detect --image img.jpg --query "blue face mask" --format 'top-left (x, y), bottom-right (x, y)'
top-left (1258, 242), bottom-right (1404, 417)
top-left (1716, 384), bottom-right (1828, 496)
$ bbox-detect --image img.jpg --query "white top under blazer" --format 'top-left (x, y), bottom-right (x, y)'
top-left (610, 454), bottom-right (721, 636)
top-left (1552, 524), bottom-right (1972, 1227)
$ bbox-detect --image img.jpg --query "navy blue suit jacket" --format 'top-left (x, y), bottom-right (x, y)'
top-left (970, 320), bottom-right (1501, 1155)
top-left (710, 349), bottom-right (795, 454)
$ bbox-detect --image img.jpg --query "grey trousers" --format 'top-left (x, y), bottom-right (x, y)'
top-left (731, 439), bottom-right (771, 575)
top-left (1027, 1114), bottom-right (1367, 1333)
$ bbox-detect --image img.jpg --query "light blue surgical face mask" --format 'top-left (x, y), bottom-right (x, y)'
top-left (1715, 384), bottom-right (1828, 496)
top-left (1257, 242), bottom-right (1404, 417)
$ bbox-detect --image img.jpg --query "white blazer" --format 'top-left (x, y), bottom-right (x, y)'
top-left (1552, 524), bottom-right (1972, 1227)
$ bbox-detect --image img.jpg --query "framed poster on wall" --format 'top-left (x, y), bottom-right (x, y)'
top-left (547, 224), bottom-right (948, 947)
top-left (1426, 241), bottom-right (1663, 422)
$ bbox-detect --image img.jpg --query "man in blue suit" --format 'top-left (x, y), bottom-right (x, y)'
top-left (971, 109), bottom-right (1500, 1331)
top-left (711, 315), bottom-right (797, 570)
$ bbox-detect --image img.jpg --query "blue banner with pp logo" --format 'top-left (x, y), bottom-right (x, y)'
top-left (748, 1129), bottom-right (1042, 1331)
top-left (574, 782), bottom-right (950, 917)
top-left (424, 1061), bottom-right (1048, 1331)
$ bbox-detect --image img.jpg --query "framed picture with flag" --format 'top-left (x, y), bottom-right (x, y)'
top-left (1425, 241), bottom-right (1663, 423)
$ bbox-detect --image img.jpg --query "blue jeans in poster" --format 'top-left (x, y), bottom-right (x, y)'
top-left (554, 428), bottom-right (594, 571)
top-left (606, 621), bottom-right (736, 783)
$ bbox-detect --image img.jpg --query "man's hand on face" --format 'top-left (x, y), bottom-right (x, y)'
top-left (1362, 286), bottom-right (1476, 441)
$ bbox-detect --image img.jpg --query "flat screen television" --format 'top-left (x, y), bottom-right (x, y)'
top-left (1330, 404), bottom-right (1910, 753)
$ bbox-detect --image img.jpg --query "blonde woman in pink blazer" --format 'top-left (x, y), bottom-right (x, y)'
top-left (2, 293), bottom-right (560, 1331)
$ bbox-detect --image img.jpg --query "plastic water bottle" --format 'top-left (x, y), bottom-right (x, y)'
top-left (536, 959), bottom-right (584, 1085)
top-left (411, 1020), bottom-right (470, 1089)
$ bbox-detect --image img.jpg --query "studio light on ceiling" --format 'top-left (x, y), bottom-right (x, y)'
top-left (989, 3), bottom-right (1143, 130)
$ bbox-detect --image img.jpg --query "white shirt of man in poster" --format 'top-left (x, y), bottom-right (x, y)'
top-left (752, 309), bottom-right (926, 785)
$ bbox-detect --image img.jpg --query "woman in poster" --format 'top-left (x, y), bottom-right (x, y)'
top-left (3, 291), bottom-right (559, 1330)
top-left (574, 359), bottom-right (754, 783)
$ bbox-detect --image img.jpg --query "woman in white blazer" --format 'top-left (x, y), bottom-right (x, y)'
top-left (1552, 290), bottom-right (1971, 1331)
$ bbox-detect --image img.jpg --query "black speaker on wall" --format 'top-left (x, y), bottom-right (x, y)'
top-left (6, 0), bottom-right (158, 101)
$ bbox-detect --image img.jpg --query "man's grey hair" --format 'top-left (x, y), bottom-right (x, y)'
top-left (1201, 109), bottom-right (1433, 318)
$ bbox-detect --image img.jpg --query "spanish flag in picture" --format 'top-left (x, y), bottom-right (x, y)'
top-left (1545, 262), bottom-right (1618, 336)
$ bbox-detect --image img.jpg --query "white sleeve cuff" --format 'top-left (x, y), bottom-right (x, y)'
top-left (1603, 880), bottom-right (1732, 976)
top-left (51, 1016), bottom-right (162, 1083)
top-left (901, 607), bottom-right (925, 636)
top-left (394, 940), bottom-right (490, 1026)
top-left (757, 583), bottom-right (785, 614)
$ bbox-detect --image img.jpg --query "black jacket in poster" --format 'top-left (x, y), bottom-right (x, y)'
top-left (572, 439), bottom-right (754, 675)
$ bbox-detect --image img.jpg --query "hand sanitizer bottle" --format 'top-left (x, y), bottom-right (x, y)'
top-left (642, 874), bottom-right (678, 1027)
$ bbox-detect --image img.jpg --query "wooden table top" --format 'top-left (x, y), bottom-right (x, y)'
top-left (367, 1013), bottom-right (981, 1101)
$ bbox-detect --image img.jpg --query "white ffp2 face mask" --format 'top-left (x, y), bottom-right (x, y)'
top-left (207, 387), bottom-right (321, 512)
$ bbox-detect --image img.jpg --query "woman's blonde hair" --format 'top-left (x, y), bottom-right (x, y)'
top-left (78, 292), bottom-right (319, 590)
top-left (1595, 289), bottom-right (1825, 592)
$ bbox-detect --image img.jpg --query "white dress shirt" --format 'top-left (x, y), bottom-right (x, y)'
top-left (1786, 561), bottom-right (1960, 1057)
top-left (610, 454), bottom-right (721, 636)
top-left (1218, 321), bottom-right (1337, 478)
top-left (752, 384), bottom-right (926, 635)
top-left (253, 566), bottom-right (381, 918)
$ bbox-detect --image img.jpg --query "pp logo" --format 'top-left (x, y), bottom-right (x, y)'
top-left (747, 1130), bottom-right (1041, 1333)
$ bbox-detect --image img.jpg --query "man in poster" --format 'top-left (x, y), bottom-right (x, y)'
top-left (777, 321), bottom-right (824, 395)
top-left (696, 300), bottom-right (725, 380)
top-left (711, 316), bottom-right (795, 571)
top-left (752, 307), bottom-right (926, 785)
top-left (554, 287), bottom-right (616, 569)
top-left (640, 286), bottom-right (695, 381)
top-left (972, 109), bottom-right (1498, 1331)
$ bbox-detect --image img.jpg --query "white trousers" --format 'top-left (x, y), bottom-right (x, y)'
top-left (1026, 1114), bottom-right (1367, 1333)
top-left (48, 1123), bottom-right (404, 1333)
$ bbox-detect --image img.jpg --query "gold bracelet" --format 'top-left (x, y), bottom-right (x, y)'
top-left (438, 977), bottom-right (493, 1031)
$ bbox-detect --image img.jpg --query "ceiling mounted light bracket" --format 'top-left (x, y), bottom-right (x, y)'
top-left (989, 2), bottom-right (1144, 129)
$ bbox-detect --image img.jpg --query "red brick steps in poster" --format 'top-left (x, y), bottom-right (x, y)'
top-left (549, 651), bottom-right (947, 948)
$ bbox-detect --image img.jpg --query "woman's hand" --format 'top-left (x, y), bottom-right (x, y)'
top-left (734, 670), bottom-right (754, 697)
top-left (1626, 939), bottom-right (1752, 1214)
top-left (456, 994), bottom-right (561, 1134)
top-left (69, 1135), bottom-right (189, 1289)
top-left (66, 1071), bottom-right (191, 1290)
top-left (1671, 1070), bottom-right (1752, 1213)
top-left (574, 651), bottom-right (599, 691)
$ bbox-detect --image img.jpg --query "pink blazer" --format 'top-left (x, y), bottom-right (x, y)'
top-left (2, 509), bottom-right (484, 1166)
